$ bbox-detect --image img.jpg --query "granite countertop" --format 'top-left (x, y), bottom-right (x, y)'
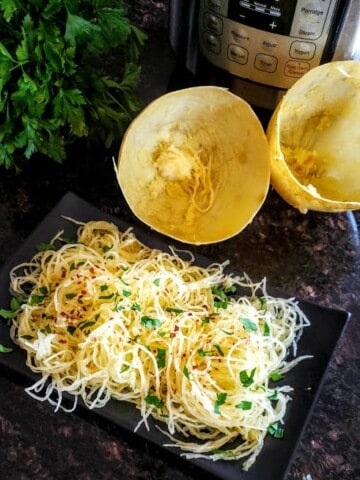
top-left (0, 4), bottom-right (359, 480)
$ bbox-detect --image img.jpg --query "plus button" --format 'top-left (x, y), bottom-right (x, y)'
top-left (269, 21), bottom-right (277, 29)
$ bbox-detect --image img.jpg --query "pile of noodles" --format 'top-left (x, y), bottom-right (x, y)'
top-left (9, 220), bottom-right (311, 470)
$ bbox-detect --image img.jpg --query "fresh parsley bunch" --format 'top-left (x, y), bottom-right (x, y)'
top-left (0, 0), bottom-right (147, 170)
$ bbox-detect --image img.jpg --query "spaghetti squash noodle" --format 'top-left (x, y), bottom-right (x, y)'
top-left (8, 220), bottom-right (311, 470)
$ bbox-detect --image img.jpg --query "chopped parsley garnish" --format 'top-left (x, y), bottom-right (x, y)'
top-left (145, 394), bottom-right (164, 409)
top-left (241, 317), bottom-right (258, 332)
top-left (214, 392), bottom-right (227, 414)
top-left (235, 400), bottom-right (252, 410)
top-left (267, 421), bottom-right (284, 439)
top-left (156, 348), bottom-right (166, 368)
top-left (270, 372), bottom-right (284, 382)
top-left (141, 316), bottom-right (162, 329)
top-left (165, 307), bottom-right (184, 314)
top-left (239, 367), bottom-right (256, 387)
top-left (0, 344), bottom-right (13, 353)
top-left (183, 366), bottom-right (190, 380)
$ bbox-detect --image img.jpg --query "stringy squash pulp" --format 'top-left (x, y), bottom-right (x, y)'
top-left (267, 60), bottom-right (360, 213)
top-left (116, 86), bottom-right (270, 244)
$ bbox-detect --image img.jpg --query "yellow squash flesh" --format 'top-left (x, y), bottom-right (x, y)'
top-left (267, 60), bottom-right (360, 213)
top-left (116, 86), bottom-right (270, 244)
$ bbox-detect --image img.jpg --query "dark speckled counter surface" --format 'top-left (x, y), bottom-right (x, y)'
top-left (0, 3), bottom-right (359, 480)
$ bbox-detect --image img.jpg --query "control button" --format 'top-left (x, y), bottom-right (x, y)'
top-left (203, 12), bottom-right (223, 35)
top-left (202, 32), bottom-right (221, 54)
top-left (255, 53), bottom-right (278, 73)
top-left (285, 60), bottom-right (311, 77)
top-left (290, 41), bottom-right (316, 60)
top-left (228, 44), bottom-right (248, 65)
top-left (205, 0), bottom-right (223, 14)
top-left (231, 27), bottom-right (250, 46)
top-left (269, 5), bottom-right (281, 17)
top-left (262, 37), bottom-right (279, 52)
top-left (296, 23), bottom-right (323, 40)
top-left (300, 2), bottom-right (326, 24)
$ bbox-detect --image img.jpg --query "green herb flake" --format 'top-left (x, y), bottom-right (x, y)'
top-left (235, 400), bottom-right (252, 410)
top-left (122, 290), bottom-right (131, 297)
top-left (258, 296), bottom-right (267, 308)
top-left (263, 322), bottom-right (270, 336)
top-left (145, 394), bottom-right (164, 409)
top-left (99, 293), bottom-right (115, 300)
top-left (0, 344), bottom-right (13, 353)
top-left (10, 295), bottom-right (24, 311)
top-left (36, 242), bottom-right (56, 252)
top-left (183, 366), bottom-right (190, 380)
top-left (156, 348), bottom-right (166, 369)
top-left (211, 449), bottom-right (237, 459)
top-left (213, 344), bottom-right (224, 357)
top-left (270, 372), bottom-right (284, 382)
top-left (212, 287), bottom-right (229, 309)
top-left (65, 293), bottom-right (76, 300)
top-left (197, 347), bottom-right (213, 357)
top-left (268, 390), bottom-right (278, 401)
top-left (153, 278), bottom-right (160, 287)
top-left (239, 367), bottom-right (256, 388)
top-left (79, 321), bottom-right (96, 330)
top-left (240, 317), bottom-right (258, 332)
top-left (165, 307), bottom-right (184, 314)
top-left (268, 421), bottom-right (284, 439)
top-left (29, 294), bottom-right (46, 306)
top-left (220, 328), bottom-right (233, 335)
top-left (214, 392), bottom-right (227, 414)
top-left (130, 303), bottom-right (141, 311)
top-left (0, 308), bottom-right (16, 321)
top-left (141, 316), bottom-right (162, 329)
top-left (100, 284), bottom-right (109, 292)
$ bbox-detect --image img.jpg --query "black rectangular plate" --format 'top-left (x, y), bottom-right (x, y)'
top-left (0, 192), bottom-right (350, 480)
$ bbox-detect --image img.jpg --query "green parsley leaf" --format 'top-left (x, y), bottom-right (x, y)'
top-left (156, 348), bottom-right (166, 368)
top-left (270, 372), bottom-right (285, 382)
top-left (67, 326), bottom-right (76, 335)
top-left (36, 242), bottom-right (56, 252)
top-left (197, 347), bottom-right (213, 357)
top-left (241, 317), bottom-right (258, 332)
top-left (141, 316), bottom-right (162, 329)
top-left (0, 344), bottom-right (13, 353)
top-left (79, 321), bottom-right (96, 330)
top-left (268, 421), bottom-right (284, 439)
top-left (214, 392), bottom-right (227, 414)
top-left (0, 308), bottom-right (16, 320)
top-left (263, 322), bottom-right (270, 336)
top-left (65, 293), bottom-right (76, 299)
top-left (130, 303), bottom-right (141, 311)
top-left (145, 394), bottom-right (164, 409)
top-left (183, 366), bottom-right (190, 380)
top-left (213, 344), bottom-right (224, 357)
top-left (235, 400), bottom-right (252, 410)
top-left (268, 390), bottom-right (278, 401)
top-left (239, 367), bottom-right (256, 387)
top-left (165, 307), bottom-right (184, 314)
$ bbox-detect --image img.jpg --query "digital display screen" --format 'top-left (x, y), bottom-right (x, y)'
top-left (227, 0), bottom-right (298, 35)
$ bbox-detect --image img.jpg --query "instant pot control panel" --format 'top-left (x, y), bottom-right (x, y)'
top-left (198, 0), bottom-right (342, 89)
